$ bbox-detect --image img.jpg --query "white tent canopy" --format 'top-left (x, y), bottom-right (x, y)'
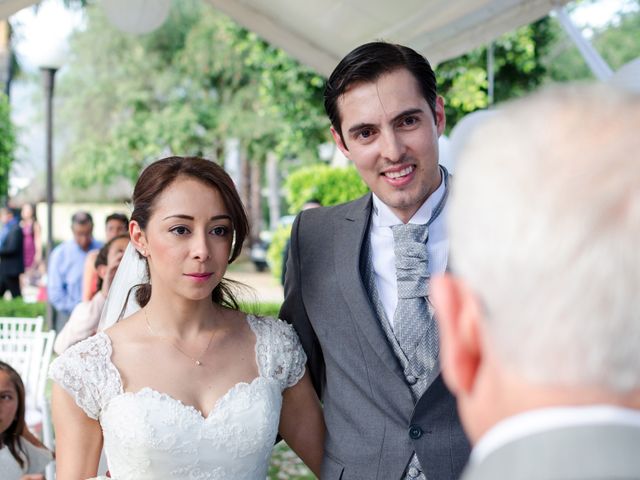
top-left (205, 0), bottom-right (571, 75)
top-left (2, 0), bottom-right (571, 75)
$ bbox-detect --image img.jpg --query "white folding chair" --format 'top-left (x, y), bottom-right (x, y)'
top-left (0, 315), bottom-right (44, 337)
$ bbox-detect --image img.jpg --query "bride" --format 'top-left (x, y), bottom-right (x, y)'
top-left (49, 156), bottom-right (325, 479)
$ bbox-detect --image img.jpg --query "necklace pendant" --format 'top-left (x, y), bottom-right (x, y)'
top-left (195, 360), bottom-right (202, 366)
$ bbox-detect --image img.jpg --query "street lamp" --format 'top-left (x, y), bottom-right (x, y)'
top-left (35, 40), bottom-right (66, 328)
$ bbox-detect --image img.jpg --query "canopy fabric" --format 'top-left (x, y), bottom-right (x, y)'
top-left (2, 0), bottom-right (571, 76)
top-left (0, 0), bottom-right (34, 21)
top-left (205, 0), bottom-right (571, 75)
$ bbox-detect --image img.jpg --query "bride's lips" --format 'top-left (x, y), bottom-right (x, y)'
top-left (184, 273), bottom-right (213, 282)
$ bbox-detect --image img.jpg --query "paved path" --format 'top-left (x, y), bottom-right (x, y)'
top-left (20, 264), bottom-right (284, 305)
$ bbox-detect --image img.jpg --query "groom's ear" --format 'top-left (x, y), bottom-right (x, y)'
top-left (431, 274), bottom-right (483, 397)
top-left (129, 220), bottom-right (147, 255)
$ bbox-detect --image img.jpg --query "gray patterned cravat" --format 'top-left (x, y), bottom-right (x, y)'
top-left (391, 223), bottom-right (438, 363)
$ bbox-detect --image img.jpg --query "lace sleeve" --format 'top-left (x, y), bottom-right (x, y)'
top-left (252, 316), bottom-right (307, 391)
top-left (49, 333), bottom-right (121, 420)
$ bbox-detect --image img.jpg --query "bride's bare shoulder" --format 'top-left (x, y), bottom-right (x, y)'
top-left (103, 310), bottom-right (146, 344)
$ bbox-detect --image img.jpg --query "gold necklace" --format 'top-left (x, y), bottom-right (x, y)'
top-left (143, 307), bottom-right (217, 367)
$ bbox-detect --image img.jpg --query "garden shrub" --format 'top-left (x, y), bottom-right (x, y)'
top-left (267, 164), bottom-right (369, 281)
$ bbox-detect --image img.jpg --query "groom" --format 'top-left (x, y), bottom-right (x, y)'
top-left (280, 42), bottom-right (470, 479)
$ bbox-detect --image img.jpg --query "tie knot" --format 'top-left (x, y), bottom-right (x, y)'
top-left (391, 223), bottom-right (429, 299)
top-left (391, 223), bottom-right (428, 245)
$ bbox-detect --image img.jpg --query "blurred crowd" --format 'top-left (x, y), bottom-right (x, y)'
top-left (0, 206), bottom-right (129, 334)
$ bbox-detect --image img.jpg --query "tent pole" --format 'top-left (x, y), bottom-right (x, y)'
top-left (487, 42), bottom-right (495, 106)
top-left (554, 7), bottom-right (613, 81)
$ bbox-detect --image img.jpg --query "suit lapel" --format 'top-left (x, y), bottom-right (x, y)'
top-left (334, 194), bottom-right (407, 382)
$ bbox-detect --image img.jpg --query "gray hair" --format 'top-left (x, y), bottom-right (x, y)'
top-left (448, 83), bottom-right (640, 393)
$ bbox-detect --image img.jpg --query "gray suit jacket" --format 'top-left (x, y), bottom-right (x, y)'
top-left (462, 423), bottom-right (640, 480)
top-left (279, 194), bottom-right (470, 480)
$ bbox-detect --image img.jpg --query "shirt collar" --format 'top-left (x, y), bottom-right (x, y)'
top-left (372, 169), bottom-right (446, 228)
top-left (471, 404), bottom-right (640, 465)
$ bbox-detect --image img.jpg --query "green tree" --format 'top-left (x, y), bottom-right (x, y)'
top-left (437, 18), bottom-right (557, 130)
top-left (58, 1), bottom-right (329, 198)
top-left (0, 92), bottom-right (15, 201)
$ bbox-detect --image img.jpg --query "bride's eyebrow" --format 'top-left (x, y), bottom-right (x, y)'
top-left (162, 214), bottom-right (231, 221)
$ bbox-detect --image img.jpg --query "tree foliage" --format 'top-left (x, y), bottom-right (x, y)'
top-left (0, 92), bottom-right (15, 201)
top-left (437, 18), bottom-right (556, 130)
top-left (266, 163), bottom-right (369, 280)
top-left (284, 164), bottom-right (368, 213)
top-left (58, 0), bottom-right (329, 197)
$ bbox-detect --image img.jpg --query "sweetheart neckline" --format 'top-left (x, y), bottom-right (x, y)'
top-left (96, 315), bottom-right (265, 419)
top-left (116, 377), bottom-right (274, 420)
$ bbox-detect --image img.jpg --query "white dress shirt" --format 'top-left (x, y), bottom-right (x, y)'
top-left (471, 405), bottom-right (640, 465)
top-left (370, 175), bottom-right (448, 330)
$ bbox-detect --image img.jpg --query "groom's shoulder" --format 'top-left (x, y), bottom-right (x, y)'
top-left (298, 193), bottom-right (371, 225)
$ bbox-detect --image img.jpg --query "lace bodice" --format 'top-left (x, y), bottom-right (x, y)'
top-left (49, 315), bottom-right (306, 480)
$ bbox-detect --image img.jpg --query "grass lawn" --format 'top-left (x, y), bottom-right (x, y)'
top-left (269, 442), bottom-right (315, 479)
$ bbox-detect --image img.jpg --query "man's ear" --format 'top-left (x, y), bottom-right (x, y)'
top-left (330, 126), bottom-right (351, 160)
top-left (432, 274), bottom-right (483, 396)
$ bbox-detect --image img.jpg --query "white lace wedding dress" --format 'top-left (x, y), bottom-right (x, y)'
top-left (49, 315), bottom-right (306, 480)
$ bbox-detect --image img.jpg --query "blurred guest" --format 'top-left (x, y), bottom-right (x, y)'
top-left (431, 84), bottom-right (640, 479)
top-left (81, 212), bottom-right (128, 301)
top-left (19, 204), bottom-right (42, 288)
top-left (0, 207), bottom-right (24, 299)
top-left (48, 212), bottom-right (101, 331)
top-left (0, 361), bottom-right (53, 480)
top-left (55, 234), bottom-right (129, 354)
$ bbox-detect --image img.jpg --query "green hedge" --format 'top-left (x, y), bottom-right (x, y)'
top-left (0, 299), bottom-right (46, 318)
top-left (239, 301), bottom-right (281, 318)
top-left (0, 299), bottom-right (280, 320)
top-left (266, 225), bottom-right (292, 283)
top-left (285, 164), bottom-right (368, 213)
top-left (267, 163), bottom-right (370, 281)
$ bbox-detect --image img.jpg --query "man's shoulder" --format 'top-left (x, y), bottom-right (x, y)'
top-left (9, 221), bottom-right (23, 235)
top-left (50, 240), bottom-right (76, 260)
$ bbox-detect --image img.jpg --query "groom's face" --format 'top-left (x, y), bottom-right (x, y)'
top-left (331, 68), bottom-right (445, 223)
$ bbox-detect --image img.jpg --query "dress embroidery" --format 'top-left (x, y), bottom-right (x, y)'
top-left (49, 315), bottom-right (306, 480)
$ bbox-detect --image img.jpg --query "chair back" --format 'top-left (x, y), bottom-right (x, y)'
top-left (0, 329), bottom-right (54, 407)
top-left (0, 316), bottom-right (44, 338)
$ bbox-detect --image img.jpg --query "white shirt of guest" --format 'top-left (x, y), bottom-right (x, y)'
top-left (370, 173), bottom-right (448, 330)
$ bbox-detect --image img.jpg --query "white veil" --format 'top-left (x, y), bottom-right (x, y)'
top-left (98, 242), bottom-right (148, 330)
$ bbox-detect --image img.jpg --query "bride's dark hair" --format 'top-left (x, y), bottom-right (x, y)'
top-left (130, 156), bottom-right (249, 310)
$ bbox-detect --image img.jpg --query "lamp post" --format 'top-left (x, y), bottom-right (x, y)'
top-left (36, 42), bottom-right (66, 329)
top-left (41, 67), bottom-right (56, 263)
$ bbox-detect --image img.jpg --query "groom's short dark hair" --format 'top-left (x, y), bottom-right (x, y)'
top-left (324, 41), bottom-right (438, 144)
